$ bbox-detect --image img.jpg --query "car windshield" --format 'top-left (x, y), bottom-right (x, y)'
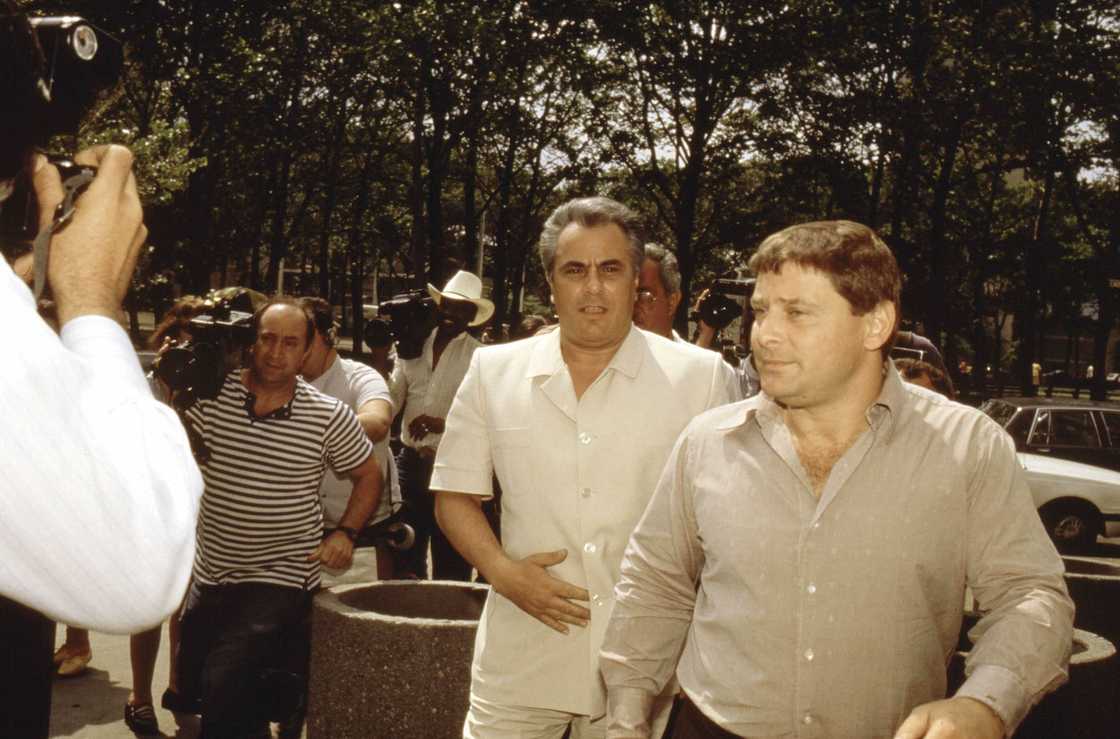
top-left (981, 400), bottom-right (1017, 427)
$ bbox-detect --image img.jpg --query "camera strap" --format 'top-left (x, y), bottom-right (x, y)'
top-left (32, 169), bottom-right (97, 301)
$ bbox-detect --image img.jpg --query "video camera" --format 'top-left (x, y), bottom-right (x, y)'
top-left (0, 13), bottom-right (124, 254)
top-left (152, 290), bottom-right (256, 407)
top-left (377, 290), bottom-right (435, 360)
top-left (692, 275), bottom-right (755, 331)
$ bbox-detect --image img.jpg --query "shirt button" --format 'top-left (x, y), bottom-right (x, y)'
top-left (578, 432), bottom-right (592, 445)
top-left (812, 521), bottom-right (821, 529)
top-left (804, 648), bottom-right (814, 662)
top-left (584, 542), bottom-right (597, 554)
top-left (592, 593), bottom-right (602, 605)
top-left (802, 714), bottom-right (813, 725)
top-left (806, 583), bottom-right (817, 595)
top-left (581, 487), bottom-right (592, 498)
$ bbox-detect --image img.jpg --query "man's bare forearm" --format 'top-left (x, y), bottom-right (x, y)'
top-left (339, 457), bottom-right (382, 531)
top-left (435, 490), bottom-right (508, 578)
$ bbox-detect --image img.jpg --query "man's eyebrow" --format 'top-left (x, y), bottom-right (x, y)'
top-left (751, 296), bottom-right (814, 308)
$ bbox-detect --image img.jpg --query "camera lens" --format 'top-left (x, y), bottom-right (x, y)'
top-left (70, 25), bottom-right (98, 61)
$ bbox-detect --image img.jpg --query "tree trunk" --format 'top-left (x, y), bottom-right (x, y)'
top-left (409, 42), bottom-right (429, 290)
top-left (1018, 168), bottom-right (1056, 396)
top-left (925, 113), bottom-right (964, 352)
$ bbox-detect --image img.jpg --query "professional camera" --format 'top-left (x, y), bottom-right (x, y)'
top-left (378, 290), bottom-right (435, 360)
top-left (0, 14), bottom-right (124, 252)
top-left (152, 290), bottom-right (256, 406)
top-left (692, 276), bottom-right (755, 331)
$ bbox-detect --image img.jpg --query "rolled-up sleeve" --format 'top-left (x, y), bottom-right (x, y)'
top-left (601, 428), bottom-right (704, 738)
top-left (957, 424), bottom-right (1074, 734)
top-left (0, 273), bottom-right (202, 634)
top-left (430, 351), bottom-right (492, 498)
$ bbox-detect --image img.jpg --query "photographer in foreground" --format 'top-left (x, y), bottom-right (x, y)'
top-left (1, 4), bottom-right (202, 737)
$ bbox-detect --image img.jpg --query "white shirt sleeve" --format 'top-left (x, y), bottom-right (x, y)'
top-left (350, 361), bottom-right (393, 413)
top-left (0, 260), bottom-right (202, 633)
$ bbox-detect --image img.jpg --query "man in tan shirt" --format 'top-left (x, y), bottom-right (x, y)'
top-left (601, 221), bottom-right (1074, 739)
top-left (432, 196), bottom-right (737, 738)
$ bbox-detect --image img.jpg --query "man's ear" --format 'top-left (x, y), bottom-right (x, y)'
top-left (863, 300), bottom-right (896, 352)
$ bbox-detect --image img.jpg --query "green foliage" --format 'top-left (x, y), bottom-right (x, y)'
top-left (21, 0), bottom-right (1117, 370)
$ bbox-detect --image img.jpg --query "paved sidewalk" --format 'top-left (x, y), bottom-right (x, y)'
top-left (50, 626), bottom-right (200, 739)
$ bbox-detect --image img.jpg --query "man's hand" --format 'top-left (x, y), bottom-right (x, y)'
top-left (894, 697), bottom-right (1004, 739)
top-left (309, 531), bottom-right (355, 570)
top-left (490, 549), bottom-right (591, 634)
top-left (409, 414), bottom-right (445, 441)
top-left (30, 145), bottom-right (147, 326)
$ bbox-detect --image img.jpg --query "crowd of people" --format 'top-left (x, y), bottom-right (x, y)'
top-left (2, 5), bottom-right (1076, 737)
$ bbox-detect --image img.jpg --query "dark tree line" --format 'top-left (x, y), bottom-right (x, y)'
top-left (22, 0), bottom-right (1120, 396)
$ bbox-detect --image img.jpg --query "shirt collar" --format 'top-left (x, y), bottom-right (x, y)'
top-left (713, 360), bottom-right (903, 437)
top-left (238, 371), bottom-right (301, 422)
top-left (524, 324), bottom-right (646, 379)
top-left (307, 353), bottom-right (341, 386)
top-left (867, 361), bottom-right (906, 441)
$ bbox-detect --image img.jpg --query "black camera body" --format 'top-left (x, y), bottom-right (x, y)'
top-left (153, 297), bottom-right (255, 407)
top-left (1, 15), bottom-right (123, 251)
top-left (692, 277), bottom-right (754, 331)
top-left (378, 291), bottom-right (435, 360)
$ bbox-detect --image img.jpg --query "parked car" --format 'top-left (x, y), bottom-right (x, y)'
top-left (979, 397), bottom-right (1120, 472)
top-left (1020, 452), bottom-right (1120, 551)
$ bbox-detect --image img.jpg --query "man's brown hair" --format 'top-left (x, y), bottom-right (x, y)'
top-left (748, 220), bottom-right (901, 354)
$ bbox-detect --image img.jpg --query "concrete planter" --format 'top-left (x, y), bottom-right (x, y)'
top-left (307, 581), bottom-right (488, 739)
top-left (948, 613), bottom-right (1116, 739)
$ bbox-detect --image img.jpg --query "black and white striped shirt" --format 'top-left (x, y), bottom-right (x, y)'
top-left (185, 372), bottom-right (373, 590)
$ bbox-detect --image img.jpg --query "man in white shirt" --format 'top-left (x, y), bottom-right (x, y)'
top-left (300, 296), bottom-right (400, 582)
top-left (390, 270), bottom-right (492, 580)
top-left (632, 242), bottom-right (683, 342)
top-left (1, 8), bottom-right (202, 734)
top-left (431, 196), bottom-right (737, 738)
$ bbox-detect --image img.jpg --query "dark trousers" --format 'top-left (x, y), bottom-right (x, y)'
top-left (0, 595), bottom-right (55, 739)
top-left (177, 581), bottom-right (312, 739)
top-left (398, 445), bottom-right (472, 581)
top-left (666, 694), bottom-right (743, 739)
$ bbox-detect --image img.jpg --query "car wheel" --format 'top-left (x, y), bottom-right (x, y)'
top-left (1039, 502), bottom-right (1100, 553)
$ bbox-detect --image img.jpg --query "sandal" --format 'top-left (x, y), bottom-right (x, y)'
top-left (55, 648), bottom-right (92, 677)
top-left (51, 643), bottom-right (89, 666)
top-left (124, 702), bottom-right (160, 735)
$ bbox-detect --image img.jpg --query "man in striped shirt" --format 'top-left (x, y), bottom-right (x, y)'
top-left (178, 296), bottom-right (381, 739)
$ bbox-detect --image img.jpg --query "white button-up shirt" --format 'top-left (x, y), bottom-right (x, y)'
top-left (0, 258), bottom-right (202, 633)
top-left (431, 326), bottom-right (737, 716)
top-left (390, 328), bottom-right (481, 450)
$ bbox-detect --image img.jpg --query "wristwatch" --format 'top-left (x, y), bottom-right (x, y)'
top-left (335, 526), bottom-right (359, 543)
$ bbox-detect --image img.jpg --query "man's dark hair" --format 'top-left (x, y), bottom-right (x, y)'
top-left (0, 0), bottom-right (48, 181)
top-left (298, 296), bottom-right (336, 347)
top-left (251, 295), bottom-right (314, 349)
top-left (748, 220), bottom-right (901, 356)
top-left (147, 295), bottom-right (205, 350)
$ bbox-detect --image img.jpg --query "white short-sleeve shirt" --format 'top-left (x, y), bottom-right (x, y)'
top-left (431, 326), bottom-right (737, 716)
top-left (306, 355), bottom-right (399, 526)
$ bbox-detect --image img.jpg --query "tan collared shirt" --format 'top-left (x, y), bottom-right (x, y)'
top-left (431, 326), bottom-right (738, 716)
top-left (601, 368), bottom-right (1073, 738)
